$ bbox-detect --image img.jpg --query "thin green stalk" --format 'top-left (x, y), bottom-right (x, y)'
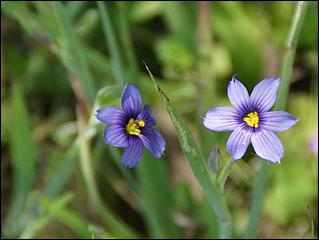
top-left (97, 1), bottom-right (124, 86)
top-left (76, 106), bottom-right (138, 238)
top-left (217, 159), bottom-right (235, 193)
top-left (245, 2), bottom-right (308, 238)
top-left (117, 2), bottom-right (139, 77)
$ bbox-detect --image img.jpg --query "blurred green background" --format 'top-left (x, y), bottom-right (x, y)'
top-left (1, 1), bottom-right (318, 238)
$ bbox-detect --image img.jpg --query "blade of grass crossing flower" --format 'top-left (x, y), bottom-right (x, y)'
top-left (245, 2), bottom-right (309, 238)
top-left (145, 64), bottom-right (232, 238)
top-left (3, 84), bottom-right (37, 238)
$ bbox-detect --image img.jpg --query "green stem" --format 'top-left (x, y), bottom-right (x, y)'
top-left (245, 2), bottom-right (308, 238)
top-left (217, 159), bottom-right (235, 193)
top-left (117, 2), bottom-right (139, 77)
top-left (97, 1), bottom-right (124, 86)
top-left (76, 106), bottom-right (137, 238)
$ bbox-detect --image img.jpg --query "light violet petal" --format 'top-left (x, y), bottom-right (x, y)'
top-left (251, 129), bottom-right (284, 163)
top-left (261, 111), bottom-right (299, 132)
top-left (96, 107), bottom-right (126, 124)
top-left (121, 83), bottom-right (142, 117)
top-left (104, 125), bottom-right (128, 147)
top-left (203, 106), bottom-right (240, 132)
top-left (250, 77), bottom-right (280, 113)
top-left (226, 124), bottom-right (252, 160)
top-left (227, 75), bottom-right (250, 112)
top-left (121, 137), bottom-right (143, 168)
top-left (139, 127), bottom-right (165, 158)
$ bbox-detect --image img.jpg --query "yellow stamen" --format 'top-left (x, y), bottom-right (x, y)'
top-left (126, 118), bottom-right (145, 135)
top-left (243, 111), bottom-right (259, 128)
top-left (137, 120), bottom-right (145, 127)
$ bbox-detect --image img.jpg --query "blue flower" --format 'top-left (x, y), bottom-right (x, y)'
top-left (203, 76), bottom-right (299, 163)
top-left (96, 83), bottom-right (165, 168)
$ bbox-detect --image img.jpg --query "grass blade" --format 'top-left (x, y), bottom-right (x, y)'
top-left (145, 64), bottom-right (232, 238)
top-left (97, 1), bottom-right (124, 86)
top-left (3, 84), bottom-right (37, 238)
top-left (20, 193), bottom-right (73, 238)
top-left (51, 1), bottom-right (96, 104)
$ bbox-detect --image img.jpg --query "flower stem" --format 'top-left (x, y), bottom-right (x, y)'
top-left (76, 105), bottom-right (138, 238)
top-left (217, 159), bottom-right (235, 193)
top-left (245, 2), bottom-right (308, 238)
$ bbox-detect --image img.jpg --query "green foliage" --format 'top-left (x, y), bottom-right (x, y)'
top-left (1, 1), bottom-right (317, 239)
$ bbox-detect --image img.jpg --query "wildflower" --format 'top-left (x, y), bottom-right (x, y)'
top-left (203, 76), bottom-right (299, 163)
top-left (96, 83), bottom-right (165, 168)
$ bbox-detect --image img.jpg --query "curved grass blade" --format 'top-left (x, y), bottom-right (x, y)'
top-left (145, 64), bottom-right (232, 238)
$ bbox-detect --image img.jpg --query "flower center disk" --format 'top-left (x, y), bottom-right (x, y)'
top-left (126, 118), bottom-right (145, 135)
top-left (243, 111), bottom-right (259, 128)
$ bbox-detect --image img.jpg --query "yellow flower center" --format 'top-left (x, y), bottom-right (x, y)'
top-left (126, 118), bottom-right (145, 135)
top-left (243, 111), bottom-right (259, 128)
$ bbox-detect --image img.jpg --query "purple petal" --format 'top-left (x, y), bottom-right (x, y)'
top-left (250, 77), bottom-right (280, 113)
top-left (121, 137), bottom-right (143, 168)
top-left (203, 106), bottom-right (240, 132)
top-left (104, 125), bottom-right (128, 147)
top-left (227, 124), bottom-right (252, 159)
top-left (139, 127), bottom-right (165, 158)
top-left (251, 129), bottom-right (283, 163)
top-left (137, 105), bottom-right (156, 127)
top-left (261, 111), bottom-right (299, 132)
top-left (121, 83), bottom-right (142, 117)
top-left (227, 75), bottom-right (250, 112)
top-left (96, 107), bottom-right (126, 124)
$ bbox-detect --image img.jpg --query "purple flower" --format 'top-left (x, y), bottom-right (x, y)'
top-left (203, 76), bottom-right (299, 163)
top-left (309, 128), bottom-right (318, 155)
top-left (96, 83), bottom-right (165, 168)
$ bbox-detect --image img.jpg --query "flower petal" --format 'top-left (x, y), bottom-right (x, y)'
top-left (261, 111), bottom-right (299, 132)
top-left (121, 83), bottom-right (142, 117)
top-left (104, 125), bottom-right (128, 147)
top-left (139, 127), bottom-right (165, 158)
top-left (96, 107), bottom-right (126, 124)
top-left (251, 129), bottom-right (284, 163)
top-left (227, 75), bottom-right (250, 112)
top-left (137, 105), bottom-right (156, 127)
top-left (121, 137), bottom-right (143, 168)
top-left (250, 77), bottom-right (280, 113)
top-left (203, 106), bottom-right (240, 132)
top-left (227, 124), bottom-right (252, 159)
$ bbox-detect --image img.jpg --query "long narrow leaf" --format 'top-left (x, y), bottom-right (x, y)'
top-left (145, 65), bottom-right (232, 238)
top-left (4, 84), bottom-right (37, 238)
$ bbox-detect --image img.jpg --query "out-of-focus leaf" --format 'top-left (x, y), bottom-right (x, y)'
top-left (130, 1), bottom-right (164, 22)
top-left (41, 196), bottom-right (92, 238)
top-left (3, 84), bottom-right (37, 237)
top-left (20, 193), bottom-right (73, 238)
top-left (137, 152), bottom-right (180, 238)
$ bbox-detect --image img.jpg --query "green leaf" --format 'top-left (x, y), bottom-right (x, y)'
top-left (145, 65), bottom-right (232, 238)
top-left (4, 84), bottom-right (37, 237)
top-left (20, 193), bottom-right (74, 238)
top-left (137, 152), bottom-right (179, 238)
